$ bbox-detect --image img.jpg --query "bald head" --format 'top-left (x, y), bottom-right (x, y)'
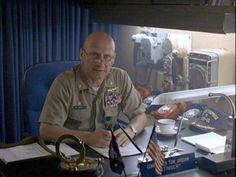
top-left (79, 31), bottom-right (116, 86)
top-left (83, 31), bottom-right (115, 52)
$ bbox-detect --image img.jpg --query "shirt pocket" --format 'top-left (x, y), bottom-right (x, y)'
top-left (65, 106), bottom-right (91, 130)
top-left (104, 105), bottom-right (120, 118)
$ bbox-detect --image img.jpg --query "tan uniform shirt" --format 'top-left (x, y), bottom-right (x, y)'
top-left (39, 64), bottom-right (145, 131)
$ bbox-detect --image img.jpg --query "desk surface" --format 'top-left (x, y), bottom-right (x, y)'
top-left (87, 124), bottom-right (235, 177)
top-left (0, 123), bottom-right (234, 177)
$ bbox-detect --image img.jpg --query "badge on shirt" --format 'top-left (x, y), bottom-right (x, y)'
top-left (72, 102), bottom-right (87, 110)
top-left (72, 105), bottom-right (87, 110)
top-left (104, 87), bottom-right (122, 108)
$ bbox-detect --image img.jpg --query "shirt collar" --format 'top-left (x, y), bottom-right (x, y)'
top-left (74, 65), bottom-right (116, 91)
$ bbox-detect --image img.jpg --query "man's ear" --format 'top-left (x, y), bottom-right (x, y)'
top-left (79, 48), bottom-right (83, 58)
top-left (80, 48), bottom-right (85, 62)
top-left (111, 52), bottom-right (116, 65)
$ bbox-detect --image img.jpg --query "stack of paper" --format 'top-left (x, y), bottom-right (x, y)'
top-left (0, 143), bottom-right (51, 163)
top-left (0, 143), bottom-right (79, 164)
top-left (89, 142), bottom-right (145, 158)
top-left (181, 132), bottom-right (226, 154)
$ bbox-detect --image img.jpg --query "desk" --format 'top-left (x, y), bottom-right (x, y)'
top-left (0, 125), bottom-right (234, 177)
top-left (87, 125), bottom-right (235, 177)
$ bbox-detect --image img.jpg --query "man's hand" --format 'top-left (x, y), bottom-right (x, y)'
top-left (148, 140), bottom-right (165, 175)
top-left (87, 130), bottom-right (112, 148)
top-left (113, 128), bottom-right (135, 147)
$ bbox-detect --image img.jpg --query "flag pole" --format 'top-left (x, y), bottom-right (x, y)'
top-left (137, 123), bottom-right (156, 177)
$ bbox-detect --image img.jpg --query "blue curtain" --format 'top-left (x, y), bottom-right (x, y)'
top-left (0, 0), bottom-right (5, 142)
top-left (0, 0), bottom-right (119, 143)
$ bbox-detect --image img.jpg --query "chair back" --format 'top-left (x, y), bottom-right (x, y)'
top-left (23, 61), bottom-right (80, 136)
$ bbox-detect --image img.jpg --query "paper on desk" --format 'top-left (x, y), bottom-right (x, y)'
top-left (0, 143), bottom-right (79, 164)
top-left (0, 143), bottom-right (51, 163)
top-left (181, 132), bottom-right (226, 154)
top-left (46, 143), bottom-right (79, 157)
top-left (89, 142), bottom-right (145, 158)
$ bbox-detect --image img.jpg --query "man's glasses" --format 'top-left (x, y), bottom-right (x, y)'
top-left (83, 48), bottom-right (115, 65)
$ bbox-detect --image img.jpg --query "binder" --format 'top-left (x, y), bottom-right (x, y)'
top-left (0, 142), bottom-right (59, 177)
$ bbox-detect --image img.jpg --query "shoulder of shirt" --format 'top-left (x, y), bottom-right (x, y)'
top-left (54, 66), bottom-right (129, 84)
top-left (108, 67), bottom-right (131, 87)
top-left (110, 67), bottom-right (128, 76)
top-left (53, 64), bottom-right (78, 83)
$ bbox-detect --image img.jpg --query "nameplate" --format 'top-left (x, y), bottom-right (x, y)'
top-left (138, 152), bottom-right (196, 176)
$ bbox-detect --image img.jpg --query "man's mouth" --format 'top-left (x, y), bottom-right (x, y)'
top-left (93, 67), bottom-right (104, 72)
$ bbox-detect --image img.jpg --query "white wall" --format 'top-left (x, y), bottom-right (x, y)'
top-left (116, 25), bottom-right (235, 81)
top-left (116, 25), bottom-right (235, 114)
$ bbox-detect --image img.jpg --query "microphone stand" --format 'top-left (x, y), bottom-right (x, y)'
top-left (164, 116), bottom-right (185, 158)
top-left (208, 93), bottom-right (235, 158)
top-left (174, 116), bottom-right (184, 148)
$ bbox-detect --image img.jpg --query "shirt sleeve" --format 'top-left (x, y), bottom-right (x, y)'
top-left (39, 71), bottom-right (74, 126)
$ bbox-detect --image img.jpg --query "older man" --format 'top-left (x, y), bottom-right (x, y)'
top-left (39, 31), bottom-right (163, 174)
top-left (39, 31), bottom-right (147, 147)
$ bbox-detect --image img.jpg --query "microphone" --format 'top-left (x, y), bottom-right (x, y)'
top-left (174, 116), bottom-right (184, 148)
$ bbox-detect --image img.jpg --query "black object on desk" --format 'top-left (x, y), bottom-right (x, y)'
top-left (197, 152), bottom-right (235, 174)
top-left (0, 136), bottom-right (59, 177)
top-left (0, 156), bottom-right (59, 177)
